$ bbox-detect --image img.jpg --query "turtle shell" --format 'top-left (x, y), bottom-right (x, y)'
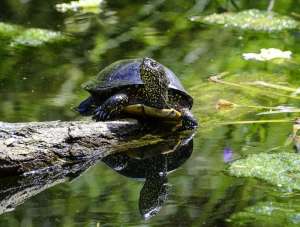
top-left (83, 58), bottom-right (193, 106)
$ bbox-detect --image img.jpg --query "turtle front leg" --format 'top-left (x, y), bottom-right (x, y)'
top-left (179, 108), bottom-right (198, 130)
top-left (93, 93), bottom-right (129, 121)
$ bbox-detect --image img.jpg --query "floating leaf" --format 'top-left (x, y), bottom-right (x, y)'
top-left (228, 153), bottom-right (300, 191)
top-left (216, 99), bottom-right (236, 111)
top-left (243, 48), bottom-right (292, 61)
top-left (229, 201), bottom-right (300, 226)
top-left (56, 0), bottom-right (103, 13)
top-left (190, 9), bottom-right (299, 32)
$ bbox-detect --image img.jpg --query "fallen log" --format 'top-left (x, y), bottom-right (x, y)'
top-left (0, 119), bottom-right (179, 176)
top-left (0, 119), bottom-right (195, 216)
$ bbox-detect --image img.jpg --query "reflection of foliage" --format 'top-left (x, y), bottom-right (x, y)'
top-left (229, 152), bottom-right (300, 191)
top-left (1, 0), bottom-right (300, 226)
top-left (191, 9), bottom-right (299, 32)
top-left (229, 201), bottom-right (300, 226)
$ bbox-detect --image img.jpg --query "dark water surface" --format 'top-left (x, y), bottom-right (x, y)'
top-left (1, 1), bottom-right (300, 226)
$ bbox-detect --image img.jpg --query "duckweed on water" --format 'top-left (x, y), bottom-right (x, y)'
top-left (228, 153), bottom-right (300, 191)
top-left (191, 9), bottom-right (299, 32)
top-left (229, 201), bottom-right (300, 226)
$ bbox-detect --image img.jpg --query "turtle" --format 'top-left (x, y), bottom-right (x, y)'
top-left (76, 57), bottom-right (198, 130)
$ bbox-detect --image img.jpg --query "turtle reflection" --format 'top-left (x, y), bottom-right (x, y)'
top-left (102, 132), bottom-right (194, 219)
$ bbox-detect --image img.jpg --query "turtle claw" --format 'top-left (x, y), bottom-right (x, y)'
top-left (93, 106), bottom-right (119, 121)
top-left (176, 109), bottom-right (198, 131)
top-left (100, 111), bottom-right (107, 120)
top-left (93, 93), bottom-right (129, 121)
top-left (93, 107), bottom-right (109, 121)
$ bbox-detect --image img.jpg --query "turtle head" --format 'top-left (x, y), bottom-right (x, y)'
top-left (140, 57), bottom-right (169, 94)
top-left (140, 57), bottom-right (169, 107)
top-left (140, 57), bottom-right (166, 83)
top-left (140, 57), bottom-right (164, 75)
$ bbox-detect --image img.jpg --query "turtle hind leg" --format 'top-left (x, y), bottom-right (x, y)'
top-left (93, 93), bottom-right (129, 121)
top-left (76, 96), bottom-right (95, 116)
top-left (179, 108), bottom-right (198, 130)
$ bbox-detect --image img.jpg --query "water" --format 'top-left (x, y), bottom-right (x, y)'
top-left (0, 0), bottom-right (300, 226)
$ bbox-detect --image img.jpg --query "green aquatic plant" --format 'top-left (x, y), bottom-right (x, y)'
top-left (190, 9), bottom-right (299, 32)
top-left (0, 22), bottom-right (20, 38)
top-left (56, 0), bottom-right (103, 13)
top-left (228, 201), bottom-right (300, 226)
top-left (11, 28), bottom-right (67, 47)
top-left (228, 152), bottom-right (300, 191)
top-left (0, 22), bottom-right (68, 47)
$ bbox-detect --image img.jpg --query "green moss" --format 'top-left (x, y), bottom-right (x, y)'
top-left (191, 9), bottom-right (299, 32)
top-left (228, 152), bottom-right (300, 191)
top-left (228, 201), bottom-right (300, 226)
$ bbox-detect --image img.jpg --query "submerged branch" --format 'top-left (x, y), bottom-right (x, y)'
top-left (209, 75), bottom-right (300, 100)
top-left (219, 119), bottom-right (292, 125)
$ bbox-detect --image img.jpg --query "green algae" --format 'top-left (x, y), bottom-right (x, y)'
top-left (0, 22), bottom-right (68, 47)
top-left (191, 9), bottom-right (299, 32)
top-left (228, 153), bottom-right (300, 191)
top-left (228, 201), bottom-right (300, 226)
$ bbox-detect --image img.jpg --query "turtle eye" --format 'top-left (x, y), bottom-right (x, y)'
top-left (150, 61), bottom-right (158, 68)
